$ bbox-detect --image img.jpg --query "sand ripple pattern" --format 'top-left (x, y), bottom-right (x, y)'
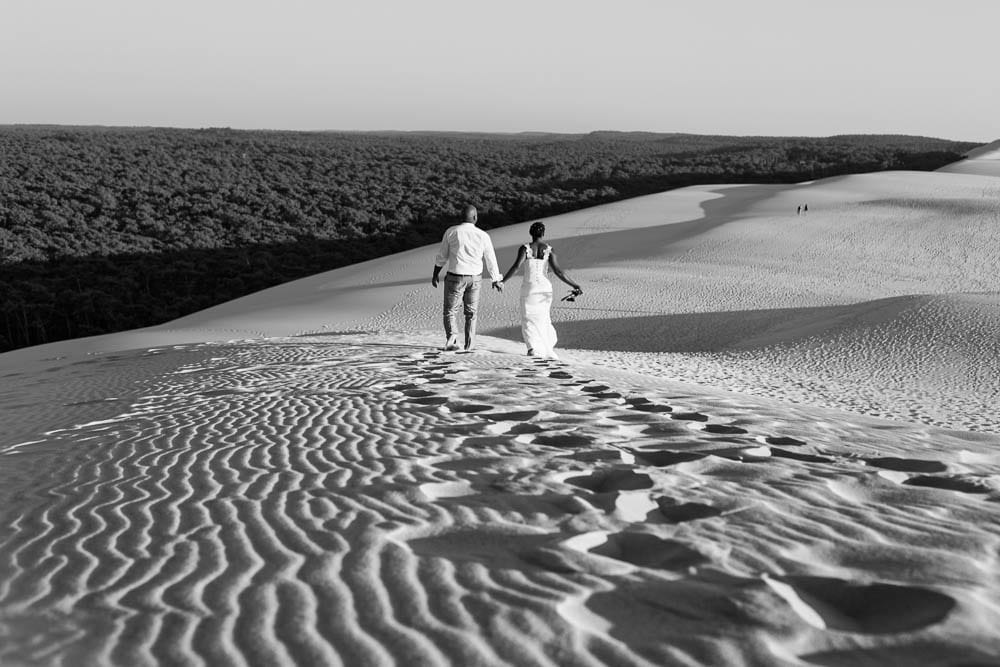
top-left (2, 333), bottom-right (1000, 666)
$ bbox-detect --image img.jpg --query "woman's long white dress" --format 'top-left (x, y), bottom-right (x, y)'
top-left (519, 243), bottom-right (558, 358)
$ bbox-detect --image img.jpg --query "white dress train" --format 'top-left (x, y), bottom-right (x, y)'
top-left (519, 243), bottom-right (558, 358)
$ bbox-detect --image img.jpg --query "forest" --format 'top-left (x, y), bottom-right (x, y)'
top-left (0, 126), bottom-right (981, 352)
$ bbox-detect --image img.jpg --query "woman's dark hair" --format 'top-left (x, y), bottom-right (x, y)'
top-left (529, 221), bottom-right (545, 239)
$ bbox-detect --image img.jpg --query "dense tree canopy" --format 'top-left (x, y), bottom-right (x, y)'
top-left (0, 126), bottom-right (980, 351)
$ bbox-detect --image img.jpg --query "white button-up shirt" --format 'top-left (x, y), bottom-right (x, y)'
top-left (434, 222), bottom-right (502, 281)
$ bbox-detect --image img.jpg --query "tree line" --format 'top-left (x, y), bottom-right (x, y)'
top-left (0, 126), bottom-right (980, 351)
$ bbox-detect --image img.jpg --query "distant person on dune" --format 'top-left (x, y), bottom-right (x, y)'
top-left (431, 204), bottom-right (503, 351)
top-left (502, 221), bottom-right (582, 358)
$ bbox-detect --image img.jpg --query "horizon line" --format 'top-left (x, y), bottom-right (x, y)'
top-left (0, 123), bottom-right (992, 144)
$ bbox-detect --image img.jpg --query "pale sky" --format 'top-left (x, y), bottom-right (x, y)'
top-left (1, 0), bottom-right (996, 141)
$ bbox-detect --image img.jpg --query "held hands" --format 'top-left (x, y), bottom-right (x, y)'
top-left (492, 280), bottom-right (504, 293)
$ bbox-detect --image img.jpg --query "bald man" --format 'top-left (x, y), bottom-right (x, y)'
top-left (431, 205), bottom-right (503, 351)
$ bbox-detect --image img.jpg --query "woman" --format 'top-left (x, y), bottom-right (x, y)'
top-left (502, 221), bottom-right (583, 358)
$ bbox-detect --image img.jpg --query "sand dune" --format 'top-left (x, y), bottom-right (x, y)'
top-left (938, 139), bottom-right (1000, 177)
top-left (5, 168), bottom-right (999, 432)
top-left (2, 164), bottom-right (1000, 665)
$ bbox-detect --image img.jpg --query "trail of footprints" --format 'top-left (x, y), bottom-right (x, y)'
top-left (400, 350), bottom-right (992, 497)
top-left (393, 348), bottom-right (995, 644)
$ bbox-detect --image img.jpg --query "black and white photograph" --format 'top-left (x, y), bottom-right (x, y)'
top-left (1, 1), bottom-right (999, 665)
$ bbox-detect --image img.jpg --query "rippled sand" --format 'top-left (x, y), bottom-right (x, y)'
top-left (2, 332), bottom-right (999, 665)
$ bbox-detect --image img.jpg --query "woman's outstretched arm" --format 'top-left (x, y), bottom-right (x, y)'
top-left (548, 250), bottom-right (582, 293)
top-left (502, 245), bottom-right (527, 283)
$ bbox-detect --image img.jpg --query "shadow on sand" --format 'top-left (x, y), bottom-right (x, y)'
top-left (483, 297), bottom-right (933, 354)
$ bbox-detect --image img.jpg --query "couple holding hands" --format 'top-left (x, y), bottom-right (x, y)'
top-left (431, 205), bottom-right (583, 358)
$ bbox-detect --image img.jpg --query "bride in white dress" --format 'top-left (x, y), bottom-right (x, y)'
top-left (501, 221), bottom-right (583, 358)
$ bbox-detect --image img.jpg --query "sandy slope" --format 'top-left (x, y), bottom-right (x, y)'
top-left (2, 165), bottom-right (1000, 665)
top-left (5, 168), bottom-right (999, 432)
top-left (2, 332), bottom-right (999, 666)
top-left (938, 139), bottom-right (1000, 177)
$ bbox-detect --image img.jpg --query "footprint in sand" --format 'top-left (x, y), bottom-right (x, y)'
top-left (610, 413), bottom-right (668, 424)
top-left (403, 388), bottom-right (437, 398)
top-left (448, 403), bottom-right (494, 414)
top-left (764, 575), bottom-right (955, 634)
top-left (770, 448), bottom-right (836, 464)
top-left (903, 475), bottom-right (993, 494)
top-left (700, 424), bottom-right (748, 435)
top-left (764, 436), bottom-right (807, 447)
top-left (564, 469), bottom-right (654, 493)
top-left (624, 397), bottom-right (668, 411)
top-left (671, 412), bottom-right (710, 422)
top-left (656, 498), bottom-right (725, 523)
top-left (478, 410), bottom-right (539, 422)
top-left (589, 532), bottom-right (709, 571)
top-left (630, 402), bottom-right (673, 413)
top-left (533, 433), bottom-right (596, 448)
top-left (864, 457), bottom-right (948, 473)
top-left (418, 363), bottom-right (445, 371)
top-left (640, 422), bottom-right (697, 436)
top-left (631, 450), bottom-right (707, 467)
top-left (507, 423), bottom-right (545, 435)
top-left (708, 446), bottom-right (772, 462)
top-left (577, 491), bottom-right (658, 522)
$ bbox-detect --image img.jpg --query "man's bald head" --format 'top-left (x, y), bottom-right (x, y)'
top-left (463, 205), bottom-right (478, 223)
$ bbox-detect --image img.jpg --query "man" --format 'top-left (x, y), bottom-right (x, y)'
top-left (431, 204), bottom-right (503, 351)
